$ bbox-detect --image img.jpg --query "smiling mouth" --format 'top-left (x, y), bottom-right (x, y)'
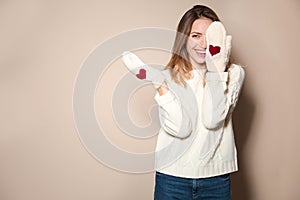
top-left (195, 49), bottom-right (206, 57)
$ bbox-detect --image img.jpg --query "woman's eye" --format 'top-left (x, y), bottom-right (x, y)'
top-left (191, 35), bottom-right (200, 38)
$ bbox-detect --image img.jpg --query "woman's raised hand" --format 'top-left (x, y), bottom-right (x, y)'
top-left (122, 51), bottom-right (166, 89)
top-left (205, 21), bottom-right (232, 72)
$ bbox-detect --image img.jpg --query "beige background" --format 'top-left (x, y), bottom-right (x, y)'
top-left (1, 0), bottom-right (300, 199)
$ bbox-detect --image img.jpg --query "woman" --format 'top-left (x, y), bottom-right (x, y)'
top-left (122, 5), bottom-right (245, 200)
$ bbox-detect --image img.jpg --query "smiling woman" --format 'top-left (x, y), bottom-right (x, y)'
top-left (152, 5), bottom-right (245, 200)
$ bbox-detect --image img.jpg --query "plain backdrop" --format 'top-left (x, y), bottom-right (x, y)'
top-left (1, 0), bottom-right (300, 199)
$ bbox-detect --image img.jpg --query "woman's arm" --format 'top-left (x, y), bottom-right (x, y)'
top-left (155, 83), bottom-right (192, 138)
top-left (121, 52), bottom-right (193, 138)
top-left (202, 21), bottom-right (245, 130)
top-left (202, 64), bottom-right (245, 130)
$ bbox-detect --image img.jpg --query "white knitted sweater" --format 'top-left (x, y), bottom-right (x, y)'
top-left (154, 64), bottom-right (245, 178)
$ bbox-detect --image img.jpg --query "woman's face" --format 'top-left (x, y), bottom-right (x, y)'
top-left (186, 17), bottom-right (213, 69)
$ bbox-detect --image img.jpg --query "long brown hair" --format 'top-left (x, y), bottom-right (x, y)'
top-left (167, 5), bottom-right (231, 87)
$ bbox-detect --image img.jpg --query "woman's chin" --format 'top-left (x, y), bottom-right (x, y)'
top-left (189, 54), bottom-right (206, 68)
top-left (194, 57), bottom-right (205, 65)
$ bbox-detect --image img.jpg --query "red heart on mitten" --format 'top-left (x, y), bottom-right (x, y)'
top-left (209, 45), bottom-right (221, 56)
top-left (136, 68), bottom-right (146, 79)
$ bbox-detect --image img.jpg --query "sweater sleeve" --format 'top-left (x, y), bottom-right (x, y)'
top-left (202, 64), bottom-right (245, 130)
top-left (154, 90), bottom-right (192, 138)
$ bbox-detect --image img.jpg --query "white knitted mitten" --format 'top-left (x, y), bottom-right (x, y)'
top-left (205, 21), bottom-right (232, 72)
top-left (122, 51), bottom-right (165, 89)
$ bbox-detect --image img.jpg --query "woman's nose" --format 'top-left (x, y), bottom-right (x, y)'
top-left (199, 36), bottom-right (207, 49)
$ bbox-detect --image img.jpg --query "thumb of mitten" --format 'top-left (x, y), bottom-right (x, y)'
top-left (225, 35), bottom-right (232, 64)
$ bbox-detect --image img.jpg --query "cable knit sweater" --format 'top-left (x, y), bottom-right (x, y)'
top-left (153, 64), bottom-right (245, 178)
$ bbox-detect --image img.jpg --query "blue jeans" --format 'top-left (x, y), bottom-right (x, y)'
top-left (154, 171), bottom-right (231, 200)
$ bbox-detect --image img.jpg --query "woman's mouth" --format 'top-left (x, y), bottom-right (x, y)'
top-left (195, 49), bottom-right (206, 57)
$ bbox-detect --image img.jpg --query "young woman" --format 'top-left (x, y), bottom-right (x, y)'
top-left (122, 5), bottom-right (245, 200)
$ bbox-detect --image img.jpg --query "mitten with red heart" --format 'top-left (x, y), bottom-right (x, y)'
top-left (205, 21), bottom-right (232, 72)
top-left (122, 51), bottom-right (165, 89)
